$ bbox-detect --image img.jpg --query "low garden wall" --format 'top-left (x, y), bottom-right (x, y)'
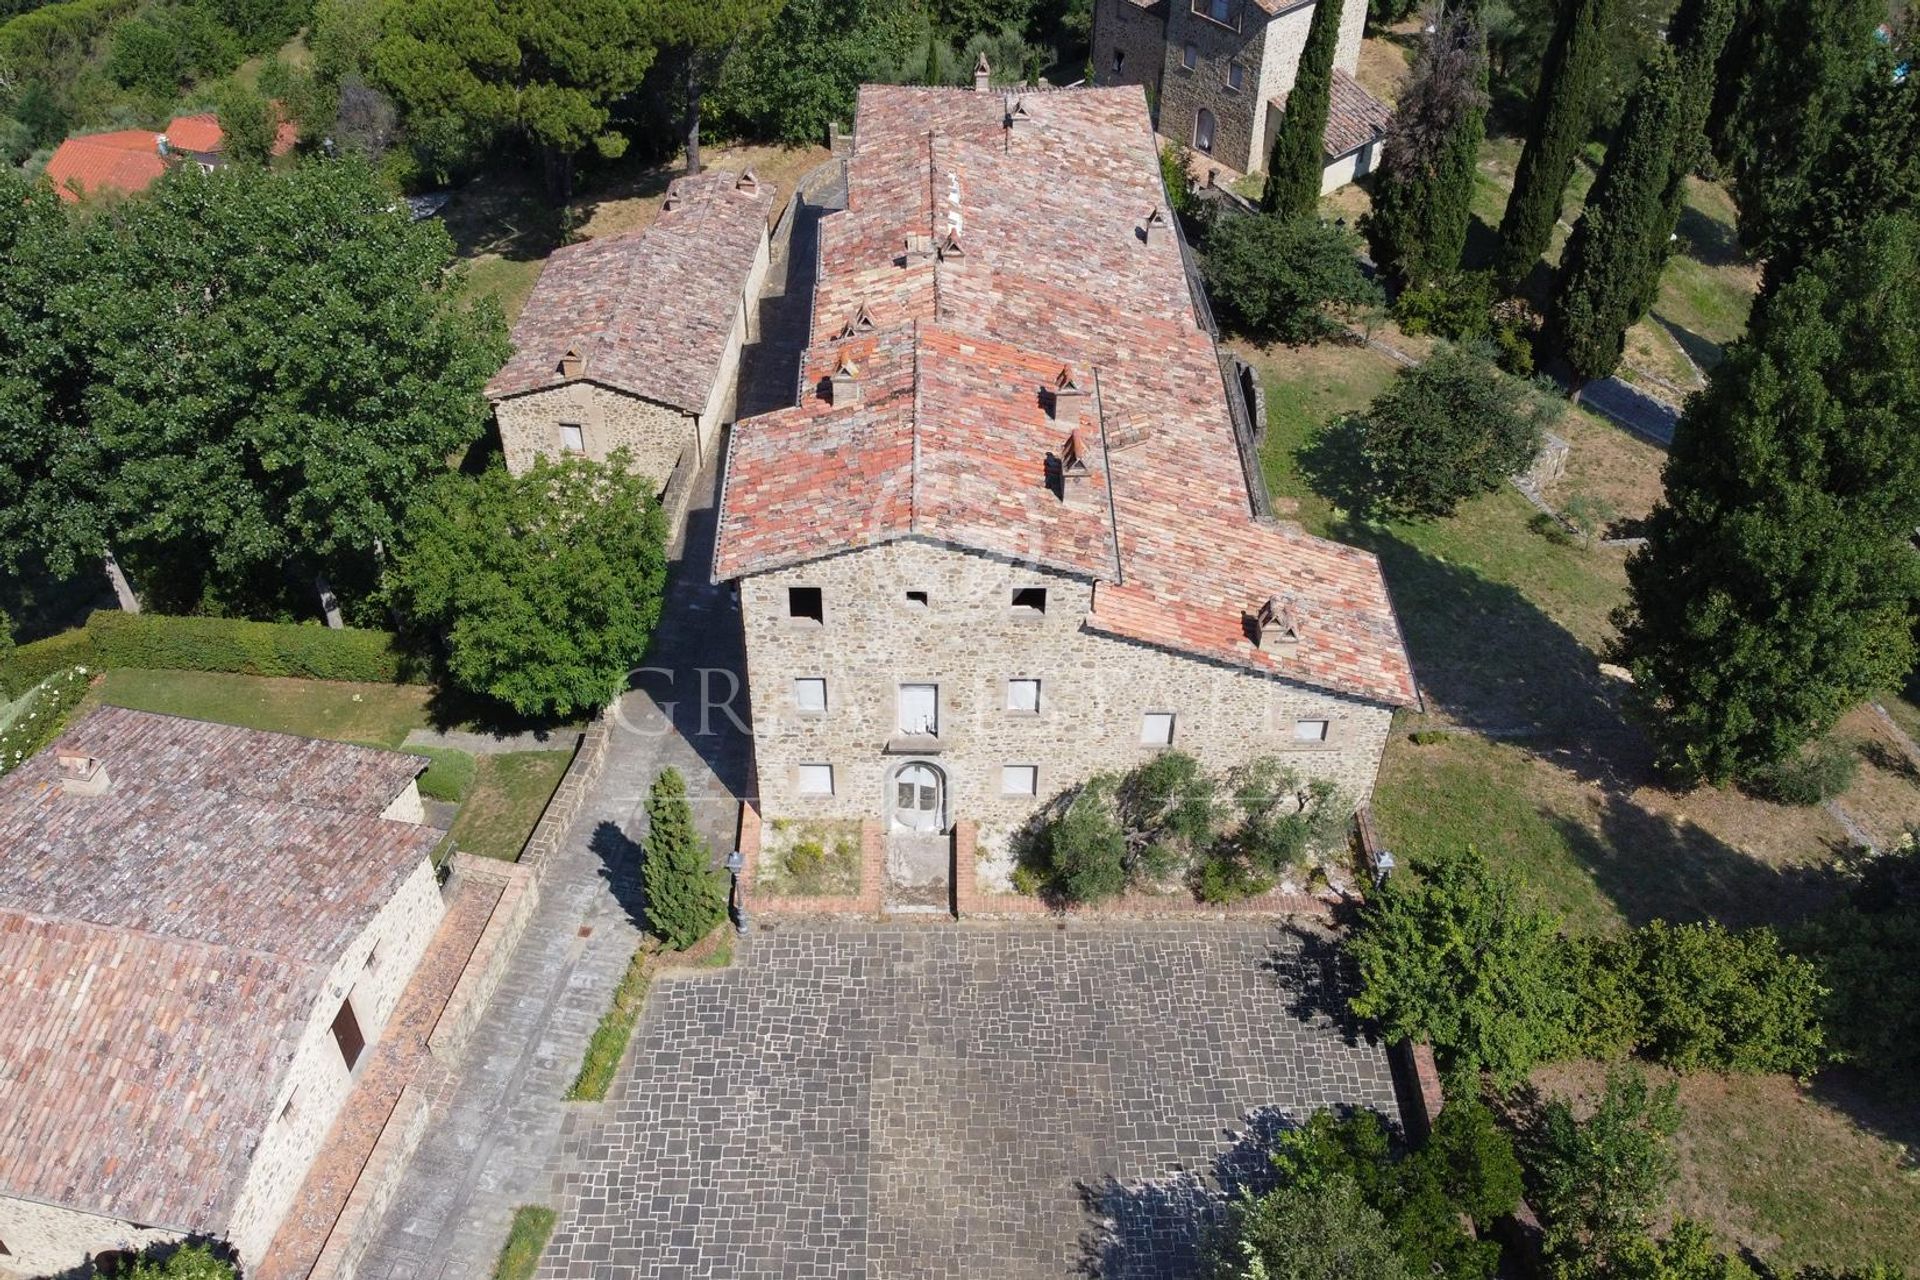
top-left (304, 1072), bottom-right (439, 1280)
top-left (735, 803), bottom-right (887, 915)
top-left (427, 856), bottom-right (541, 1062)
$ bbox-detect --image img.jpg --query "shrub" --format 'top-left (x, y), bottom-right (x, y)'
top-left (1038, 773), bottom-right (1132, 903)
top-left (1792, 840), bottom-right (1920, 1078)
top-left (1160, 140), bottom-right (1194, 218)
top-left (1738, 740), bottom-right (1859, 806)
top-left (1620, 919), bottom-right (1826, 1074)
top-left (411, 746), bottom-right (475, 803)
top-left (116, 1242), bottom-right (238, 1279)
top-left (1214, 1173), bottom-right (1412, 1280)
top-left (89, 611), bottom-right (421, 683)
top-left (783, 838), bottom-right (826, 890)
top-left (639, 768), bottom-right (728, 949)
top-left (0, 666), bottom-right (92, 777)
top-left (0, 626), bottom-right (97, 698)
top-left (1407, 729), bottom-right (1450, 745)
top-left (1391, 270), bottom-right (1493, 340)
top-left (1193, 850), bottom-right (1273, 903)
top-left (1203, 212), bottom-right (1383, 344)
top-left (1349, 343), bottom-right (1554, 519)
top-left (1526, 1067), bottom-right (1682, 1274)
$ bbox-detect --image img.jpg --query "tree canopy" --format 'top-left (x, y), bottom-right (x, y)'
top-left (641, 765), bottom-right (729, 948)
top-left (1261, 0), bottom-right (1341, 218)
top-left (387, 453), bottom-right (668, 718)
top-left (1203, 213), bottom-right (1381, 344)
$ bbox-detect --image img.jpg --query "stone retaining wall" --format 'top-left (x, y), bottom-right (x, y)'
top-left (517, 711), bottom-right (612, 877)
top-left (304, 1074), bottom-right (438, 1280)
top-left (427, 856), bottom-right (541, 1062)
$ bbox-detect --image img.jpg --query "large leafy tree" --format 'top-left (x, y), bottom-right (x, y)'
top-left (1526, 1067), bottom-right (1682, 1275)
top-left (706, 0), bottom-right (924, 145)
top-left (1711, 0), bottom-right (1883, 258)
top-left (1612, 215), bottom-right (1920, 783)
top-left (656, 0), bottom-right (787, 175)
top-left (11, 160), bottom-right (505, 618)
top-left (641, 766), bottom-right (728, 948)
top-left (1493, 0), bottom-right (1618, 289)
top-left (1214, 1174), bottom-right (1413, 1280)
top-left (1260, 0), bottom-right (1341, 218)
top-left (388, 453), bottom-right (668, 718)
top-left (372, 0), bottom-right (660, 196)
top-left (1346, 845), bottom-right (1575, 1085)
top-left (1550, 0), bottom-right (1735, 385)
top-left (1365, 3), bottom-right (1489, 291)
top-left (1203, 213), bottom-right (1382, 344)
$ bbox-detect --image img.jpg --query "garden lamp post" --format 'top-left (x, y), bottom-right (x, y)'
top-left (725, 848), bottom-right (749, 934)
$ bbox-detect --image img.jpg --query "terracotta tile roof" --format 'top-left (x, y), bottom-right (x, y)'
top-left (486, 169), bottom-right (776, 412)
top-left (714, 84), bottom-right (1415, 707)
top-left (1287, 68), bottom-right (1394, 159)
top-left (164, 112), bottom-right (225, 152)
top-left (0, 707), bottom-right (441, 1233)
top-left (42, 130), bottom-right (167, 202)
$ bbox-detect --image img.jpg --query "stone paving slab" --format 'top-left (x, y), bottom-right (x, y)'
top-left (539, 922), bottom-right (1397, 1280)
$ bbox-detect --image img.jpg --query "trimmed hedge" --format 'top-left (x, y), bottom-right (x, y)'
top-left (0, 611), bottom-right (424, 698)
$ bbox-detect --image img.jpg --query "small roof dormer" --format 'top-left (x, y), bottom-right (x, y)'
top-left (1252, 596), bottom-right (1303, 653)
top-left (837, 303), bottom-right (877, 339)
top-left (735, 169), bottom-right (760, 196)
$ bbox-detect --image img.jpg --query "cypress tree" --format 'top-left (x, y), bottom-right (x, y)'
top-left (1612, 215), bottom-right (1920, 784)
top-left (1492, 0), bottom-right (1618, 289)
top-left (1261, 0), bottom-right (1342, 217)
top-left (1365, 3), bottom-right (1490, 290)
top-left (1713, 0), bottom-right (1883, 257)
top-left (640, 766), bottom-right (729, 949)
top-left (1549, 0), bottom-right (1735, 384)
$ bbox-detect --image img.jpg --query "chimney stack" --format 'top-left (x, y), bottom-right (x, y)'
top-left (557, 346), bottom-right (585, 379)
top-left (735, 168), bottom-right (760, 196)
top-left (1252, 596), bottom-right (1302, 653)
top-left (1057, 429), bottom-right (1094, 507)
top-left (830, 354), bottom-right (861, 406)
top-left (974, 52), bottom-right (992, 93)
top-left (55, 749), bottom-right (110, 797)
top-left (1144, 208), bottom-right (1171, 247)
top-left (1050, 365), bottom-right (1087, 418)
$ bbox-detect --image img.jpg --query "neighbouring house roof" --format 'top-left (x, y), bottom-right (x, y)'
top-left (42, 112), bottom-right (299, 202)
top-left (485, 169), bottom-right (778, 413)
top-left (713, 84), bottom-right (1416, 708)
top-left (1294, 68), bottom-right (1395, 160)
top-left (0, 707), bottom-right (440, 1237)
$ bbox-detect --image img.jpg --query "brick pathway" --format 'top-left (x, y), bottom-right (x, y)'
top-left (539, 922), bottom-right (1398, 1280)
top-left (254, 874), bottom-right (501, 1280)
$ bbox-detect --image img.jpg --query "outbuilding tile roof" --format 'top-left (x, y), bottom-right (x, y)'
top-left (42, 130), bottom-right (167, 202)
top-left (0, 707), bottom-right (440, 1235)
top-left (485, 169), bottom-right (777, 412)
top-left (713, 84), bottom-right (1415, 708)
top-left (1316, 68), bottom-right (1395, 159)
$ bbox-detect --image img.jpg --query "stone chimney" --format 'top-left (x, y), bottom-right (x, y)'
top-left (1252, 596), bottom-right (1302, 653)
top-left (1057, 429), bottom-right (1095, 507)
top-left (55, 749), bottom-right (110, 797)
top-left (1144, 208), bottom-right (1171, 247)
top-left (155, 134), bottom-right (170, 158)
top-left (1050, 365), bottom-right (1087, 419)
top-left (557, 346), bottom-right (585, 379)
top-left (1005, 96), bottom-right (1034, 131)
top-left (974, 52), bottom-right (992, 93)
top-left (735, 169), bottom-right (760, 196)
top-left (837, 303), bottom-right (877, 339)
top-left (937, 228), bottom-right (966, 260)
top-left (830, 354), bottom-right (861, 406)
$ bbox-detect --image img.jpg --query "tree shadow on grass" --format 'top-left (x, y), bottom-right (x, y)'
top-left (1463, 213), bottom-right (1502, 272)
top-left (1672, 201), bottom-right (1744, 269)
top-left (1650, 310), bottom-right (1728, 378)
top-left (1546, 791), bottom-right (1849, 930)
top-left (1807, 1066), bottom-right (1920, 1163)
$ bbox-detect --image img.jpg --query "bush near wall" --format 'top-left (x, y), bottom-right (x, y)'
top-left (0, 611), bottom-right (424, 698)
top-left (0, 667), bottom-right (93, 775)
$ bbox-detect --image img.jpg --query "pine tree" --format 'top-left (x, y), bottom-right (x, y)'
top-left (1712, 0), bottom-right (1883, 257)
top-left (1492, 0), bottom-right (1618, 289)
top-left (1550, 0), bottom-right (1735, 386)
top-left (1365, 3), bottom-right (1490, 290)
top-left (640, 767), bottom-right (729, 949)
top-left (1612, 215), bottom-right (1920, 784)
top-left (1261, 0), bottom-right (1343, 217)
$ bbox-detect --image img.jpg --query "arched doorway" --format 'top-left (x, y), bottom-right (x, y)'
top-left (890, 761), bottom-right (945, 833)
top-left (1193, 107), bottom-right (1216, 154)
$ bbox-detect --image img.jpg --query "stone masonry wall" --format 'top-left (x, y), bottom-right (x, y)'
top-left (1092, 0), bottom-right (1173, 102)
top-left (738, 537), bottom-right (1393, 859)
top-left (1156, 0), bottom-right (1272, 173)
top-left (226, 858), bottom-right (445, 1270)
top-left (0, 1197), bottom-right (182, 1279)
top-left (493, 382), bottom-right (694, 495)
top-left (1252, 3), bottom-right (1315, 172)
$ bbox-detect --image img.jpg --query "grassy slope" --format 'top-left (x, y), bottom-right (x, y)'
top-left (450, 750), bottom-right (574, 860)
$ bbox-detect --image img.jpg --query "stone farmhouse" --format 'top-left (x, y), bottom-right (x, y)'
top-left (1093, 0), bottom-right (1392, 190)
top-left (0, 707), bottom-right (446, 1278)
top-left (711, 83), bottom-right (1415, 866)
top-left (486, 169), bottom-right (775, 526)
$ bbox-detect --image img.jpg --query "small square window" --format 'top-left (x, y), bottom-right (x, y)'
top-left (1007, 678), bottom-right (1041, 713)
top-left (1227, 60), bottom-right (1244, 91)
top-left (1182, 42), bottom-right (1198, 70)
top-left (797, 763), bottom-right (834, 795)
top-left (905, 589), bottom-right (930, 608)
top-left (788, 586), bottom-right (824, 623)
top-left (1002, 764), bottom-right (1038, 796)
top-left (1010, 586), bottom-right (1047, 615)
top-left (1112, 48), bottom-right (1125, 73)
top-left (559, 423), bottom-right (585, 454)
top-left (1141, 712), bottom-right (1176, 746)
top-left (1294, 718), bottom-right (1330, 742)
top-left (794, 677), bottom-right (828, 712)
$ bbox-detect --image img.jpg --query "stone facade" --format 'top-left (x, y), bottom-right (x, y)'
top-left (494, 382), bottom-right (700, 495)
top-left (740, 537), bottom-right (1394, 857)
top-left (225, 860), bottom-right (445, 1270)
top-left (1094, 0), bottom-right (1369, 177)
top-left (0, 1202), bottom-right (181, 1280)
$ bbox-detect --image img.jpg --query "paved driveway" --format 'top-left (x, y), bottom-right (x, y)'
top-left (539, 922), bottom-right (1398, 1280)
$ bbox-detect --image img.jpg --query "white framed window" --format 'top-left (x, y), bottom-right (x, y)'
top-left (793, 677), bottom-right (828, 712)
top-left (1182, 42), bottom-right (1198, 70)
top-left (1002, 764), bottom-right (1039, 796)
top-left (899, 683), bottom-right (938, 736)
top-left (1293, 718), bottom-right (1331, 743)
top-left (796, 763), bottom-right (834, 795)
top-left (1227, 60), bottom-right (1244, 91)
top-left (1141, 711), bottom-right (1176, 746)
top-left (559, 423), bottom-right (585, 454)
top-left (1007, 678), bottom-right (1041, 713)
top-left (1194, 107), bottom-right (1215, 153)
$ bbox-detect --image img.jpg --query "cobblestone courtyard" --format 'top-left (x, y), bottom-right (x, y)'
top-left (539, 922), bottom-right (1399, 1280)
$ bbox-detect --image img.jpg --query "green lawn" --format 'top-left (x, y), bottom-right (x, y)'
top-left (449, 750), bottom-right (574, 860)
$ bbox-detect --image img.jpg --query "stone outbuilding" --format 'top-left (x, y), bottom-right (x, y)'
top-left (0, 707), bottom-right (446, 1278)
top-left (712, 84), bottom-right (1415, 869)
top-left (485, 169), bottom-right (776, 527)
top-left (1093, 0), bottom-right (1391, 191)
